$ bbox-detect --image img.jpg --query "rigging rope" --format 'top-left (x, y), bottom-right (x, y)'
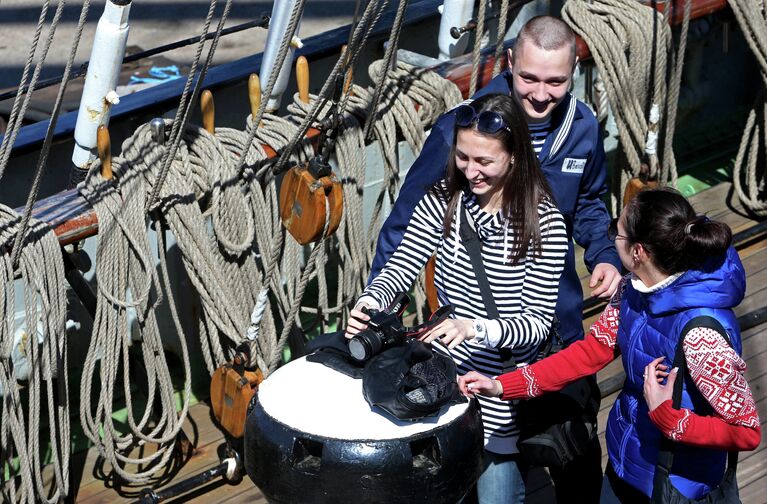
top-left (563, 0), bottom-right (682, 211)
top-left (148, 0), bottom-right (234, 211)
top-left (0, 206), bottom-right (69, 504)
top-left (729, 0), bottom-right (767, 216)
top-left (0, 2), bottom-right (89, 501)
top-left (79, 155), bottom-right (192, 485)
top-left (469, 0), bottom-right (489, 96)
top-left (493, 0), bottom-right (511, 78)
top-left (11, 0), bottom-right (91, 269)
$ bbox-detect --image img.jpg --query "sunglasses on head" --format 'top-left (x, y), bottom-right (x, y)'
top-left (607, 217), bottom-right (629, 241)
top-left (454, 104), bottom-right (511, 134)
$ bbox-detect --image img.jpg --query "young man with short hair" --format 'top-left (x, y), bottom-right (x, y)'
top-left (369, 16), bottom-right (619, 503)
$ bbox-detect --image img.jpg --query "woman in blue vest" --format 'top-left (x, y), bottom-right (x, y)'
top-left (458, 187), bottom-right (761, 502)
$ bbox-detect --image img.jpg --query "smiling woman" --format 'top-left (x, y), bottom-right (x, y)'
top-left (347, 93), bottom-right (569, 504)
top-left (441, 94), bottom-right (554, 264)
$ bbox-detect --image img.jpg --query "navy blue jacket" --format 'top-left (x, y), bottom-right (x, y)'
top-left (607, 247), bottom-right (745, 498)
top-left (369, 70), bottom-right (620, 344)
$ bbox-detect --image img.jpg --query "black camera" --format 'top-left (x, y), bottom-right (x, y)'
top-left (348, 293), bottom-right (411, 362)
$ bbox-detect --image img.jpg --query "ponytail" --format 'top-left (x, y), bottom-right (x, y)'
top-left (624, 188), bottom-right (732, 275)
top-left (682, 216), bottom-right (732, 266)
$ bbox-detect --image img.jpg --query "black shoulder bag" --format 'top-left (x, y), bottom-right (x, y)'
top-left (650, 316), bottom-right (741, 504)
top-left (459, 207), bottom-right (600, 469)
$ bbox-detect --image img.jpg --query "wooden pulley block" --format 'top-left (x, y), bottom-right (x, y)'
top-left (210, 351), bottom-right (263, 439)
top-left (279, 159), bottom-right (343, 245)
top-left (623, 172), bottom-right (658, 207)
top-left (622, 162), bottom-right (657, 207)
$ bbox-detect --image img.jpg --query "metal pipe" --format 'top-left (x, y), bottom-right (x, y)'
top-left (438, 0), bottom-right (475, 60)
top-left (62, 250), bottom-right (97, 317)
top-left (260, 0), bottom-right (304, 112)
top-left (71, 0), bottom-right (132, 170)
top-left (136, 456), bottom-right (239, 503)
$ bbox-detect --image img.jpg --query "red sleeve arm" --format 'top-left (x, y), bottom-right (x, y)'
top-left (649, 402), bottom-right (761, 451)
top-left (498, 289), bottom-right (622, 400)
top-left (648, 327), bottom-right (761, 451)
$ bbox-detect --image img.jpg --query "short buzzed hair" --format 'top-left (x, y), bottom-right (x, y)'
top-left (513, 16), bottom-right (577, 66)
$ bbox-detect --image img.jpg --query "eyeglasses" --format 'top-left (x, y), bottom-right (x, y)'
top-left (608, 217), bottom-right (629, 241)
top-left (454, 104), bottom-right (511, 134)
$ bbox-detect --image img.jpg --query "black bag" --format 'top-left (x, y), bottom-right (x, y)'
top-left (514, 364), bottom-right (600, 468)
top-left (362, 340), bottom-right (464, 421)
top-left (650, 316), bottom-right (741, 504)
top-left (459, 208), bottom-right (599, 469)
top-left (506, 320), bottom-right (600, 469)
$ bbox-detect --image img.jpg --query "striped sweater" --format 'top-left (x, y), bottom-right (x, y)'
top-left (360, 185), bottom-right (568, 453)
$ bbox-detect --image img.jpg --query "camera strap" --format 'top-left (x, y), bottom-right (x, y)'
top-left (403, 304), bottom-right (454, 337)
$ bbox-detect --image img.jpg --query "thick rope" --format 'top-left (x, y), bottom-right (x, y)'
top-left (563, 0), bottom-right (676, 211)
top-left (0, 206), bottom-right (69, 504)
top-left (493, 0), bottom-right (511, 77)
top-left (78, 157), bottom-right (192, 485)
top-left (730, 0), bottom-right (767, 216)
top-left (0, 2), bottom-right (86, 501)
top-left (469, 0), bottom-right (489, 96)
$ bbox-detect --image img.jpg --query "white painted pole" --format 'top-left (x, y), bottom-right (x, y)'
top-left (259, 0), bottom-right (304, 113)
top-left (71, 0), bottom-right (131, 169)
top-left (437, 0), bottom-right (474, 61)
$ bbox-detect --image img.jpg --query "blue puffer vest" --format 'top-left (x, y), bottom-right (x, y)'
top-left (605, 246), bottom-right (745, 499)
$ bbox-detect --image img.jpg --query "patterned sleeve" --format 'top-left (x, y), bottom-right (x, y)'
top-left (648, 326), bottom-right (761, 451)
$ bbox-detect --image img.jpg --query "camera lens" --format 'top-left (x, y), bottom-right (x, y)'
top-left (348, 329), bottom-right (383, 362)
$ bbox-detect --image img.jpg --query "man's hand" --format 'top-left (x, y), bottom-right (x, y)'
top-left (589, 263), bottom-right (622, 298)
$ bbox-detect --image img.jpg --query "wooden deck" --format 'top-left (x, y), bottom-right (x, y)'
top-left (68, 180), bottom-right (767, 503)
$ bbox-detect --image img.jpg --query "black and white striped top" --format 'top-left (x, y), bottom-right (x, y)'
top-left (528, 118), bottom-right (553, 156)
top-left (361, 186), bottom-right (568, 454)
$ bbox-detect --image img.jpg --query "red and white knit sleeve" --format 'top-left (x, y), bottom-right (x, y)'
top-left (497, 277), bottom-right (626, 400)
top-left (648, 327), bottom-right (761, 451)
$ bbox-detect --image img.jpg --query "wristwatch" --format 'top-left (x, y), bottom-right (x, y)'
top-left (473, 319), bottom-right (487, 342)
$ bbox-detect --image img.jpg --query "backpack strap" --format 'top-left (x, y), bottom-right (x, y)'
top-left (654, 316), bottom-right (739, 481)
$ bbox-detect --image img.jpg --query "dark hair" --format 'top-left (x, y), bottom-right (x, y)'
top-left (623, 187), bottom-right (732, 275)
top-left (437, 93), bottom-right (554, 263)
top-left (513, 16), bottom-right (577, 67)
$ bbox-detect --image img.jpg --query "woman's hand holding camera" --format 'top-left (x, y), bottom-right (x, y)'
top-left (418, 319), bottom-right (474, 349)
top-left (345, 301), bottom-right (372, 339)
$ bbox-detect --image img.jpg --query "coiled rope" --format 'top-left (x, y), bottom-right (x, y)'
top-left (730, 0), bottom-right (767, 216)
top-left (0, 206), bottom-right (69, 504)
top-left (0, 1), bottom-right (89, 501)
top-left (78, 155), bottom-right (192, 485)
top-left (563, 0), bottom-right (685, 211)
